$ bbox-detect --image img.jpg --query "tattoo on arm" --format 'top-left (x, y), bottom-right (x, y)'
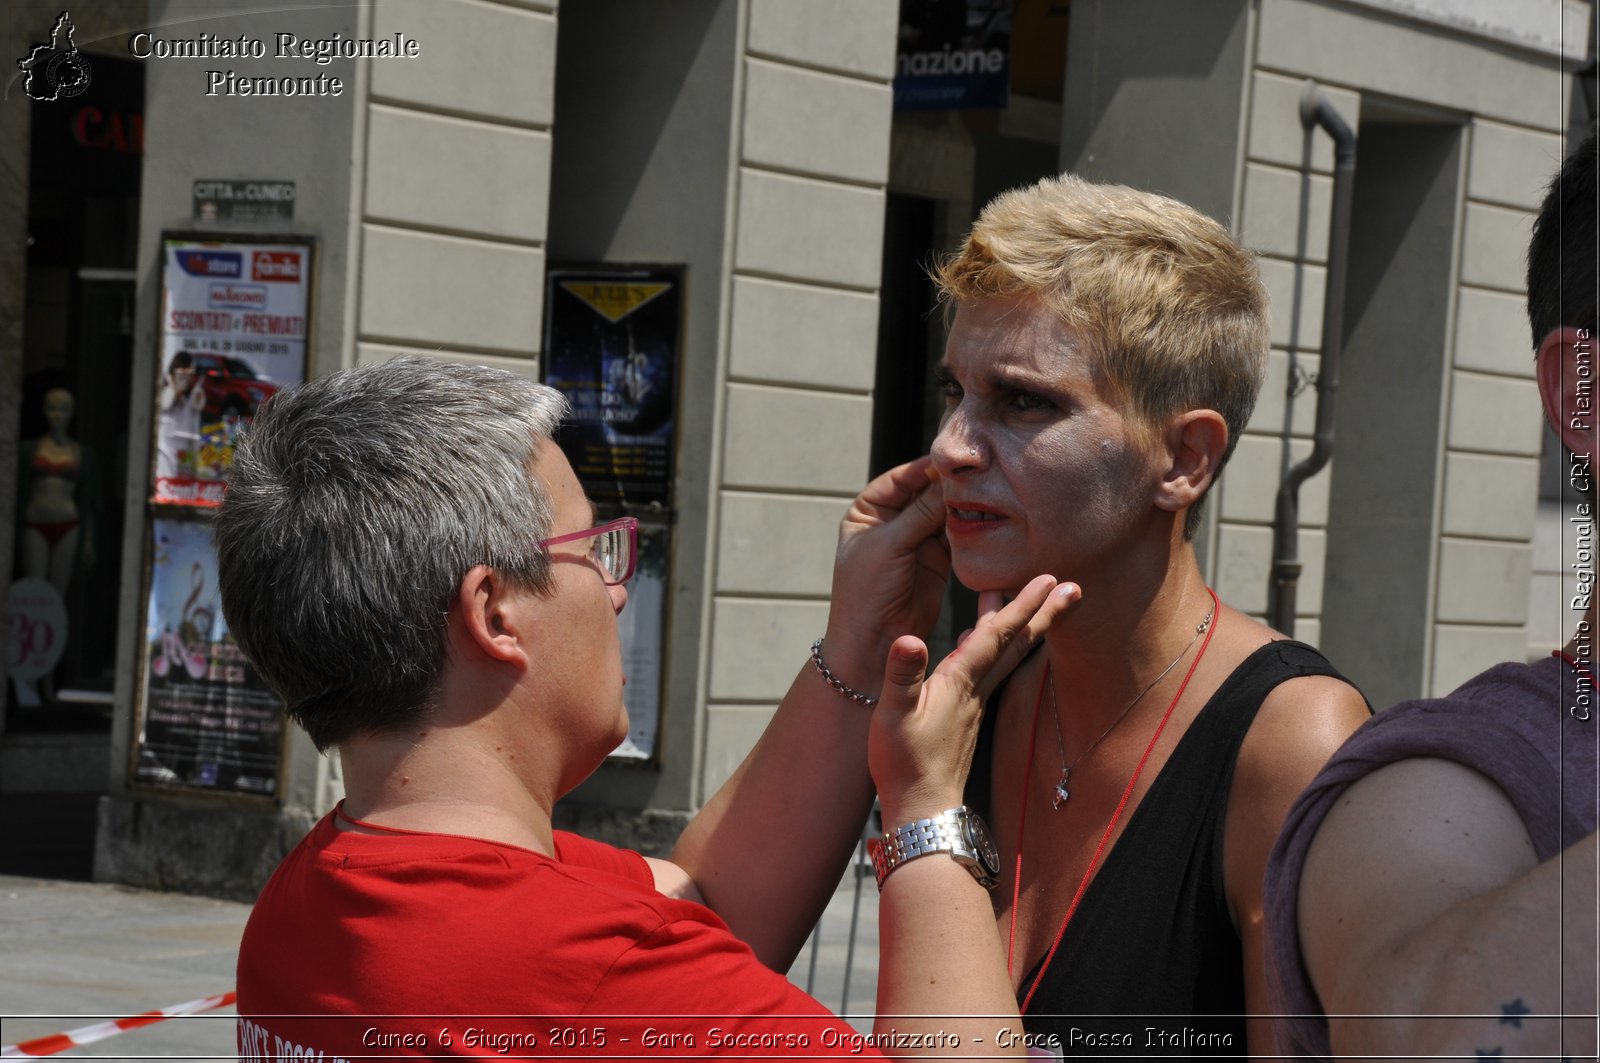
top-left (1470, 1000), bottom-right (1538, 1056)
top-left (1497, 998), bottom-right (1531, 1028)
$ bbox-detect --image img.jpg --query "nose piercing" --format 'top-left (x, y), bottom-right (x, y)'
top-left (968, 446), bottom-right (977, 457)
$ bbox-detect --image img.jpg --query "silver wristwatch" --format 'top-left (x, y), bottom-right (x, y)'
top-left (872, 805), bottom-right (1001, 890)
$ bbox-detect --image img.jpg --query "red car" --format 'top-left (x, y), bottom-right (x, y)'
top-left (191, 354), bottom-right (278, 420)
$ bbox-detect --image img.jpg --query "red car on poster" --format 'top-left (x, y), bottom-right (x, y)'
top-left (191, 353), bottom-right (278, 420)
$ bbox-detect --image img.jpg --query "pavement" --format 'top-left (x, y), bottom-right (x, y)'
top-left (0, 875), bottom-right (247, 1060)
top-left (0, 868), bottom-right (880, 1060)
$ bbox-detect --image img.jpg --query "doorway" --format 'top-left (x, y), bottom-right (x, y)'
top-left (1318, 111), bottom-right (1464, 709)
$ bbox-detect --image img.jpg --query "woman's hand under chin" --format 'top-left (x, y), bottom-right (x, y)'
top-left (870, 574), bottom-right (1080, 824)
top-left (952, 585), bottom-right (1075, 703)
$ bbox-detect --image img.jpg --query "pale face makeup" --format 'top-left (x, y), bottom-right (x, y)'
top-left (930, 297), bottom-right (1159, 594)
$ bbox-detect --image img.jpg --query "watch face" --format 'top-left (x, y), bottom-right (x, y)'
top-left (963, 812), bottom-right (1002, 877)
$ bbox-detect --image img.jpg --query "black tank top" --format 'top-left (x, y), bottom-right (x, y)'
top-left (965, 640), bottom-right (1357, 1060)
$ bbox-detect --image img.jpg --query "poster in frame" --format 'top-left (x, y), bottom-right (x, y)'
top-left (130, 517), bottom-right (286, 798)
top-left (542, 265), bottom-right (682, 510)
top-left (150, 233), bottom-right (312, 508)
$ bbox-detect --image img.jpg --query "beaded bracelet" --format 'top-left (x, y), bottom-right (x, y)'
top-left (809, 637), bottom-right (878, 707)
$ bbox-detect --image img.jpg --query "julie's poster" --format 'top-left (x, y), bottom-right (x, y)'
top-left (151, 235), bottom-right (312, 507)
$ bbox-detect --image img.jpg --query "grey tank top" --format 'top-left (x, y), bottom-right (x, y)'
top-left (1265, 654), bottom-right (1598, 1060)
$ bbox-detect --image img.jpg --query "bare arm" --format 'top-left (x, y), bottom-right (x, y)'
top-left (636, 580), bottom-right (1073, 1059)
top-left (1298, 757), bottom-right (1598, 1062)
top-left (667, 458), bottom-right (954, 967)
top-left (1225, 674), bottom-right (1371, 1061)
top-left (870, 576), bottom-right (1078, 1055)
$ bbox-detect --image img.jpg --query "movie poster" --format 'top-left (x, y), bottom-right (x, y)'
top-left (132, 518), bottom-right (283, 796)
top-left (151, 235), bottom-right (312, 507)
top-left (542, 265), bottom-right (682, 509)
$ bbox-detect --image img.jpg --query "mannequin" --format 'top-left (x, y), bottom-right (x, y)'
top-left (15, 387), bottom-right (97, 705)
top-left (20, 388), bottom-right (93, 593)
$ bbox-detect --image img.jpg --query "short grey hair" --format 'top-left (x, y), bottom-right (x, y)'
top-left (216, 356), bottom-right (570, 751)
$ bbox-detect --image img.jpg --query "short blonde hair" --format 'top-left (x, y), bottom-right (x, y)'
top-left (935, 174), bottom-right (1269, 537)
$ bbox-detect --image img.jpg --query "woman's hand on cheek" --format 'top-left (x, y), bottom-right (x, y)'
top-left (822, 456), bottom-right (951, 692)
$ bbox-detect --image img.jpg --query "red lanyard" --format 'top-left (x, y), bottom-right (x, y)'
top-left (1554, 648), bottom-right (1592, 683)
top-left (1007, 587), bottom-right (1221, 1013)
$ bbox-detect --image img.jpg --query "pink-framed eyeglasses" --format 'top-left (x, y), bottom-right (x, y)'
top-left (536, 516), bottom-right (638, 585)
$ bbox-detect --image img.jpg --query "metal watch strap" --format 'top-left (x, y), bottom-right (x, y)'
top-left (872, 806), bottom-right (996, 890)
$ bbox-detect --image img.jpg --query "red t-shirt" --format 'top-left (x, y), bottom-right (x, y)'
top-left (237, 810), bottom-right (879, 1060)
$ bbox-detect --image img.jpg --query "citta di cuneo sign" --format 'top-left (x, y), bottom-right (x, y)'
top-left (193, 180), bottom-right (295, 223)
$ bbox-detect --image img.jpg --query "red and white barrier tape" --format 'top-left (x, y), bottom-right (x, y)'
top-left (1, 991), bottom-right (236, 1058)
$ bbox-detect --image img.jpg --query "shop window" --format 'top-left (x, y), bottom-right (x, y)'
top-left (10, 55), bottom-right (142, 730)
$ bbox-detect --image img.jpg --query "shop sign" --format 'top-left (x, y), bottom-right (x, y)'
top-left (72, 106), bottom-right (143, 154)
top-left (151, 234), bottom-right (312, 507)
top-left (131, 519), bottom-right (284, 797)
top-left (894, 0), bottom-right (1013, 112)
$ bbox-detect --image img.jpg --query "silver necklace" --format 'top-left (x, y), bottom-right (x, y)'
top-left (1048, 598), bottom-right (1217, 809)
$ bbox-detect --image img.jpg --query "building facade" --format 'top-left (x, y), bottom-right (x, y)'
top-left (0, 0), bottom-right (1589, 896)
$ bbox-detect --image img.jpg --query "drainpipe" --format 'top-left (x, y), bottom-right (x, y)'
top-left (1270, 82), bottom-right (1356, 635)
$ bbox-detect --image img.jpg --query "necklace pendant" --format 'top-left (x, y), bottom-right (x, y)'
top-left (1051, 774), bottom-right (1071, 810)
